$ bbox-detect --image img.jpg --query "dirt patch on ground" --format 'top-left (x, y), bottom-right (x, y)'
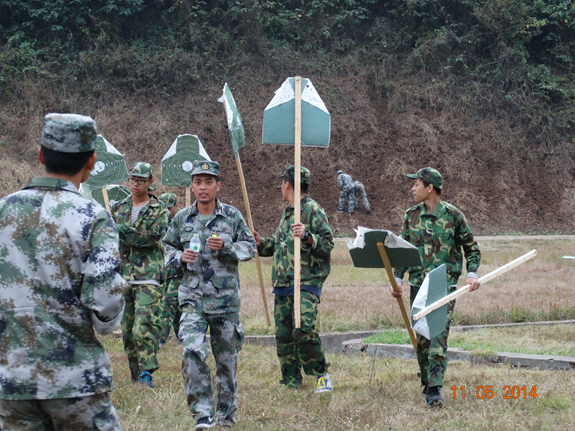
top-left (1, 75), bottom-right (573, 237)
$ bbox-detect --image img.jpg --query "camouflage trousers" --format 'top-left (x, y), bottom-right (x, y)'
top-left (0, 393), bottom-right (120, 431)
top-left (121, 282), bottom-right (164, 376)
top-left (274, 291), bottom-right (328, 389)
top-left (352, 185), bottom-right (371, 212)
top-left (337, 186), bottom-right (356, 214)
top-left (160, 277), bottom-right (182, 342)
top-left (180, 305), bottom-right (244, 420)
top-left (411, 284), bottom-right (456, 388)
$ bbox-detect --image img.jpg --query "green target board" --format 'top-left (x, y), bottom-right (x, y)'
top-left (161, 134), bottom-right (211, 187)
top-left (85, 135), bottom-right (129, 189)
top-left (262, 77), bottom-right (331, 147)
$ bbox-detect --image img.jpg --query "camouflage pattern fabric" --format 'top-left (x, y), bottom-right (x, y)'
top-left (128, 162), bottom-right (153, 179)
top-left (393, 200), bottom-right (481, 287)
top-left (160, 273), bottom-right (182, 342)
top-left (190, 160), bottom-right (220, 177)
top-left (257, 195), bottom-right (334, 290)
top-left (110, 194), bottom-right (170, 284)
top-left (121, 283), bottom-right (164, 375)
top-left (337, 173), bottom-right (355, 214)
top-left (180, 306), bottom-right (243, 420)
top-left (274, 292), bottom-right (328, 388)
top-left (162, 198), bottom-right (254, 419)
top-left (0, 393), bottom-right (121, 431)
top-left (411, 284), bottom-right (456, 388)
top-left (111, 193), bottom-right (169, 375)
top-left (352, 180), bottom-right (370, 212)
top-left (41, 113), bottom-right (97, 153)
top-left (394, 199), bottom-right (480, 389)
top-left (0, 177), bottom-right (127, 401)
top-left (163, 198), bottom-right (256, 314)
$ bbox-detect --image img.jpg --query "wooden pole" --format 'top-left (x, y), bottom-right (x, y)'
top-left (377, 242), bottom-right (418, 352)
top-left (294, 76), bottom-right (302, 329)
top-left (101, 187), bottom-right (111, 213)
top-left (235, 154), bottom-right (272, 326)
top-left (413, 249), bottom-right (537, 321)
top-left (185, 187), bottom-right (191, 207)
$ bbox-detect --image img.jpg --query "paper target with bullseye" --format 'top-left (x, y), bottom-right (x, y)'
top-left (161, 134), bottom-right (211, 186)
top-left (85, 135), bottom-right (129, 189)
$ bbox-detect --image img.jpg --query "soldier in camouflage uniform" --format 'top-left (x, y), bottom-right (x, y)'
top-left (253, 165), bottom-right (334, 393)
top-left (163, 161), bottom-right (255, 429)
top-left (391, 167), bottom-right (481, 407)
top-left (336, 169), bottom-right (355, 214)
top-left (352, 180), bottom-right (371, 214)
top-left (0, 114), bottom-right (127, 430)
top-left (158, 193), bottom-right (184, 345)
top-left (111, 162), bottom-right (170, 388)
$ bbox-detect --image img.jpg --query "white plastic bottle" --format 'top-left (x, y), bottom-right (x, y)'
top-left (188, 234), bottom-right (201, 271)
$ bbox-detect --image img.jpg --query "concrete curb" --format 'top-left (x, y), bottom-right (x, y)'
top-left (245, 320), bottom-right (575, 370)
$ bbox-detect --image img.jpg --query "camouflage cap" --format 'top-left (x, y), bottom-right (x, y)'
top-left (41, 113), bottom-right (97, 153)
top-left (407, 167), bottom-right (443, 190)
top-left (191, 160), bottom-right (220, 178)
top-left (282, 165), bottom-right (311, 185)
top-left (337, 170), bottom-right (343, 175)
top-left (129, 162), bottom-right (153, 179)
top-left (159, 192), bottom-right (178, 208)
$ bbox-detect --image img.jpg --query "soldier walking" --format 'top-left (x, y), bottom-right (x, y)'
top-left (336, 169), bottom-right (355, 214)
top-left (352, 180), bottom-right (371, 214)
top-left (111, 162), bottom-right (170, 388)
top-left (159, 192), bottom-right (183, 346)
top-left (0, 114), bottom-right (127, 430)
top-left (253, 165), bottom-right (334, 393)
top-left (163, 161), bottom-right (255, 429)
top-left (391, 167), bottom-right (481, 407)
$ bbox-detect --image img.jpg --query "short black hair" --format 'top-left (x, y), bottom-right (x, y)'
top-left (41, 146), bottom-right (95, 176)
top-left (422, 179), bottom-right (442, 195)
top-left (282, 175), bottom-right (309, 193)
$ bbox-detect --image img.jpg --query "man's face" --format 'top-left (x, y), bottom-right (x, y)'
top-left (191, 174), bottom-right (221, 204)
top-left (412, 178), bottom-right (432, 203)
top-left (280, 178), bottom-right (290, 202)
top-left (129, 176), bottom-right (152, 198)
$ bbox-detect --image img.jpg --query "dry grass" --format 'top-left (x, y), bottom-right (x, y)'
top-left (240, 238), bottom-right (575, 334)
top-left (103, 336), bottom-right (575, 430)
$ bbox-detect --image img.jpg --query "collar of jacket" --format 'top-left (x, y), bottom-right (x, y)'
top-left (23, 177), bottom-right (79, 194)
top-left (418, 199), bottom-right (446, 217)
top-left (283, 195), bottom-right (310, 217)
top-left (189, 198), bottom-right (225, 217)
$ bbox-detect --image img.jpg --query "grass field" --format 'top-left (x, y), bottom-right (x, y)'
top-left (104, 237), bottom-right (575, 430)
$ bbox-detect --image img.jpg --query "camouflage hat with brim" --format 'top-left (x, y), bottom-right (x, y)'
top-left (129, 162), bottom-right (153, 179)
top-left (337, 170), bottom-right (343, 175)
top-left (281, 165), bottom-right (311, 185)
top-left (41, 113), bottom-right (97, 153)
top-left (159, 192), bottom-right (178, 208)
top-left (407, 167), bottom-right (443, 190)
top-left (191, 160), bottom-right (220, 178)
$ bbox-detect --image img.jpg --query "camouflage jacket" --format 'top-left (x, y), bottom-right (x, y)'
top-left (338, 173), bottom-right (354, 191)
top-left (111, 193), bottom-right (170, 284)
top-left (165, 212), bottom-right (184, 282)
top-left (163, 199), bottom-right (255, 314)
top-left (394, 199), bottom-right (481, 287)
top-left (0, 178), bottom-right (127, 400)
top-left (258, 195), bottom-right (334, 290)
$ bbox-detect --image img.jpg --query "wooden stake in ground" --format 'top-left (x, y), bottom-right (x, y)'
top-left (219, 83), bottom-right (271, 326)
top-left (377, 242), bottom-right (418, 351)
top-left (185, 187), bottom-right (191, 208)
top-left (101, 187), bottom-right (111, 213)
